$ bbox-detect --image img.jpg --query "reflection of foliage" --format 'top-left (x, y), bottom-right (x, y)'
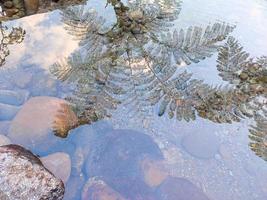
top-left (0, 22), bottom-right (25, 67)
top-left (249, 109), bottom-right (267, 161)
top-left (51, 0), bottom-right (235, 122)
top-left (216, 36), bottom-right (267, 160)
top-left (51, 0), bottom-right (267, 161)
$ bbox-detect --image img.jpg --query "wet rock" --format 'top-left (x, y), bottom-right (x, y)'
top-left (155, 177), bottom-right (210, 200)
top-left (82, 178), bottom-right (126, 200)
top-left (85, 129), bottom-right (163, 199)
top-left (140, 157), bottom-right (168, 187)
top-left (0, 135), bottom-right (11, 146)
top-left (8, 96), bottom-right (78, 151)
top-left (41, 152), bottom-right (71, 184)
top-left (0, 103), bottom-right (20, 121)
top-left (0, 89), bottom-right (29, 106)
top-left (0, 144), bottom-right (64, 200)
top-left (181, 131), bottom-right (220, 159)
top-left (24, 0), bottom-right (39, 15)
top-left (0, 121), bottom-right (10, 135)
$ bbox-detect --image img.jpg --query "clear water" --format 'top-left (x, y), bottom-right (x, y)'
top-left (0, 0), bottom-right (267, 199)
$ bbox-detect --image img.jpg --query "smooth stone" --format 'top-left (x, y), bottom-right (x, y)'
top-left (41, 152), bottom-right (71, 184)
top-left (24, 0), bottom-right (39, 15)
top-left (181, 131), bottom-right (220, 159)
top-left (0, 135), bottom-right (11, 146)
top-left (0, 144), bottom-right (64, 200)
top-left (140, 157), bottom-right (168, 187)
top-left (8, 96), bottom-right (78, 151)
top-left (155, 177), bottom-right (210, 200)
top-left (82, 178), bottom-right (126, 200)
top-left (0, 103), bottom-right (20, 121)
top-left (85, 129), bottom-right (163, 199)
top-left (0, 89), bottom-right (29, 106)
top-left (0, 121), bottom-right (11, 135)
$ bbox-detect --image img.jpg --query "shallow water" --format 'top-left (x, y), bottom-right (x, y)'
top-left (0, 0), bottom-right (267, 200)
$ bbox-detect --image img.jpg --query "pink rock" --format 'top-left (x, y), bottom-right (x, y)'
top-left (41, 152), bottom-right (71, 184)
top-left (8, 96), bottom-right (78, 151)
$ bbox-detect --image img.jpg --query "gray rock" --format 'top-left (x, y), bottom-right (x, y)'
top-left (0, 144), bottom-right (64, 200)
top-left (181, 131), bottom-right (220, 159)
top-left (0, 103), bottom-right (20, 121)
top-left (0, 89), bottom-right (29, 106)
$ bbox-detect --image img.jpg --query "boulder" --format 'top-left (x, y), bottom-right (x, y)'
top-left (8, 96), bottom-right (78, 152)
top-left (0, 144), bottom-right (64, 200)
top-left (41, 152), bottom-right (71, 184)
top-left (85, 129), bottom-right (163, 199)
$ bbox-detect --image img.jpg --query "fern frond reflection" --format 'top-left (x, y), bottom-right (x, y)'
top-left (51, 0), bottom-right (267, 161)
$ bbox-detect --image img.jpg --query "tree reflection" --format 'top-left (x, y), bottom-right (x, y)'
top-left (0, 22), bottom-right (25, 67)
top-left (51, 0), bottom-right (267, 161)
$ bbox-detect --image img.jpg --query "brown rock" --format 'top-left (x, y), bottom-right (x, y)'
top-left (82, 178), bottom-right (126, 200)
top-left (0, 144), bottom-right (64, 200)
top-left (41, 152), bottom-right (71, 184)
top-left (140, 157), bottom-right (168, 187)
top-left (8, 96), bottom-right (78, 151)
top-left (24, 0), bottom-right (39, 15)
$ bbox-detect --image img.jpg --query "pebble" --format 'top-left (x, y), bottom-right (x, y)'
top-left (41, 152), bottom-right (71, 184)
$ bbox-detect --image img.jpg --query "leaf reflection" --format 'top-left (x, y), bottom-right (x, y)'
top-left (51, 0), bottom-right (267, 161)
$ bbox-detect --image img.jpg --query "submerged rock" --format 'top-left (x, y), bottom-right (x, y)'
top-left (8, 96), bottom-right (78, 152)
top-left (0, 144), bottom-right (64, 200)
top-left (155, 177), bottom-right (210, 200)
top-left (0, 89), bottom-right (29, 106)
top-left (181, 131), bottom-right (220, 159)
top-left (41, 152), bottom-right (71, 184)
top-left (82, 178), bottom-right (126, 200)
top-left (85, 129), bottom-right (163, 199)
top-left (140, 157), bottom-right (168, 187)
top-left (0, 103), bottom-right (20, 121)
top-left (0, 121), bottom-right (10, 135)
